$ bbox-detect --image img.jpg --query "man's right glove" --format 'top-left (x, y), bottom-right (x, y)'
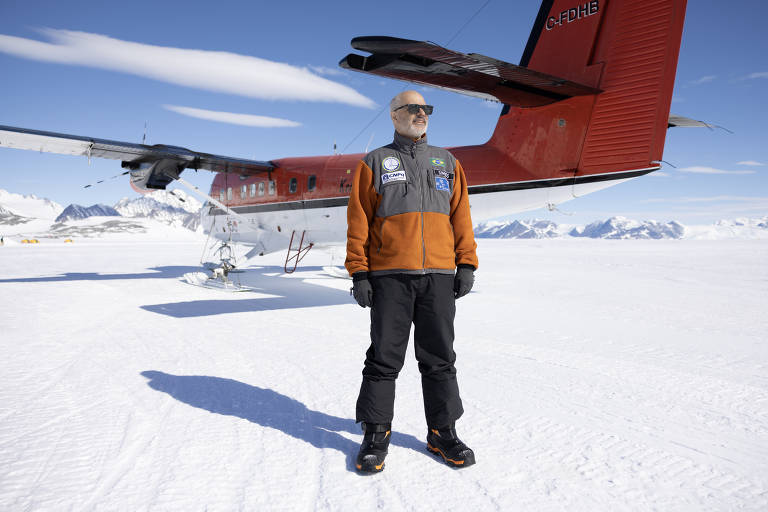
top-left (454, 264), bottom-right (475, 299)
top-left (351, 272), bottom-right (373, 308)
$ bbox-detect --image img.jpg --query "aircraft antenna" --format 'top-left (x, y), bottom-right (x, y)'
top-left (142, 122), bottom-right (148, 145)
top-left (83, 170), bottom-right (130, 188)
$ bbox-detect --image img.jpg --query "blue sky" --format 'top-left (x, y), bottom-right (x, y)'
top-left (0, 0), bottom-right (766, 225)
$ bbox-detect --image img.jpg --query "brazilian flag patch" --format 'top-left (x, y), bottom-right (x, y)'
top-left (430, 158), bottom-right (445, 167)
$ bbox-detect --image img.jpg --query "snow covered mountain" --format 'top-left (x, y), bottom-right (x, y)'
top-left (569, 216), bottom-right (686, 239)
top-left (0, 188), bottom-right (62, 220)
top-left (0, 204), bottom-right (32, 226)
top-left (114, 189), bottom-right (202, 230)
top-left (55, 204), bottom-right (120, 222)
top-left (716, 216), bottom-right (768, 229)
top-left (475, 219), bottom-right (565, 239)
top-left (473, 216), bottom-right (768, 240)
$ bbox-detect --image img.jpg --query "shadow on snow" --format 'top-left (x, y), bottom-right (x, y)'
top-left (140, 370), bottom-right (424, 473)
top-left (0, 265), bottom-right (201, 283)
top-left (141, 265), bottom-right (354, 317)
top-left (0, 263), bottom-right (355, 316)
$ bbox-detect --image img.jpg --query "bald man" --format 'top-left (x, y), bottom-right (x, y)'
top-left (346, 90), bottom-right (479, 472)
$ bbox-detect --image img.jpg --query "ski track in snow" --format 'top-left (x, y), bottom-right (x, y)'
top-left (0, 238), bottom-right (767, 511)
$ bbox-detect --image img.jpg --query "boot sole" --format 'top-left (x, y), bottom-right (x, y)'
top-left (356, 461), bottom-right (385, 473)
top-left (356, 456), bottom-right (385, 473)
top-left (426, 443), bottom-right (476, 468)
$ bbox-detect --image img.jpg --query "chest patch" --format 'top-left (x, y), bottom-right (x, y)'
top-left (435, 177), bottom-right (450, 191)
top-left (382, 156), bottom-right (401, 172)
top-left (381, 170), bottom-right (407, 185)
top-left (433, 169), bottom-right (451, 179)
top-left (430, 158), bottom-right (445, 167)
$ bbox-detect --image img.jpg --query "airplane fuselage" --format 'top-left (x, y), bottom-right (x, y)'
top-left (203, 99), bottom-right (657, 253)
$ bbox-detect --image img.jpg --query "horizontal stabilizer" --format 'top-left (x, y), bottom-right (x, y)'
top-left (340, 36), bottom-right (601, 107)
top-left (667, 115), bottom-right (732, 133)
top-left (0, 125), bottom-right (274, 175)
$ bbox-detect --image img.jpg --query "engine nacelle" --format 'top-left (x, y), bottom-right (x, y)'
top-left (124, 159), bottom-right (184, 192)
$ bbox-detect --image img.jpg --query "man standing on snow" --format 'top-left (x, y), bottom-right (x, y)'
top-left (345, 90), bottom-right (478, 472)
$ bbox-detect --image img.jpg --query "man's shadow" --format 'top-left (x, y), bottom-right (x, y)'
top-left (140, 371), bottom-right (424, 473)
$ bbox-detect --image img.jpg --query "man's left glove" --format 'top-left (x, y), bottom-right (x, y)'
top-left (351, 272), bottom-right (373, 308)
top-left (454, 265), bottom-right (475, 299)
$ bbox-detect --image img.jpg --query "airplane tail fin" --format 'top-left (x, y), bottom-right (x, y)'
top-left (339, 0), bottom-right (687, 177)
top-left (494, 0), bottom-right (688, 174)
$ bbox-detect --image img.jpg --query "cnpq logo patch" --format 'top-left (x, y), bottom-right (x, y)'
top-left (381, 170), bottom-right (406, 185)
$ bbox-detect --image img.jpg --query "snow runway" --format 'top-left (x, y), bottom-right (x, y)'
top-left (1, 238), bottom-right (767, 510)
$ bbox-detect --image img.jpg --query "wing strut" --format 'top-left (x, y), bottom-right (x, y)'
top-left (284, 230), bottom-right (314, 274)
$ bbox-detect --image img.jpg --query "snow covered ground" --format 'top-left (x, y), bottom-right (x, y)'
top-left (1, 237), bottom-right (767, 510)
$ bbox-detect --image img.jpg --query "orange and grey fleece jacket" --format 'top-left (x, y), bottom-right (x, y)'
top-left (345, 132), bottom-right (478, 276)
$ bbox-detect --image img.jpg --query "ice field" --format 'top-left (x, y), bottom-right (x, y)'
top-left (1, 236), bottom-right (767, 510)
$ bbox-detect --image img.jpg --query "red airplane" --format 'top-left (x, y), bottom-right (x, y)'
top-left (0, 0), bottom-right (695, 274)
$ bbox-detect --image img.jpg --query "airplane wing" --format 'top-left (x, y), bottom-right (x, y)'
top-left (0, 124), bottom-right (275, 175)
top-left (339, 36), bottom-right (601, 107)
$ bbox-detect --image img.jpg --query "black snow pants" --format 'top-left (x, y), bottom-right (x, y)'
top-left (355, 273), bottom-right (464, 428)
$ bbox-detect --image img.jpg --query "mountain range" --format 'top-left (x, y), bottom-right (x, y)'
top-left (56, 204), bottom-right (120, 222)
top-left (474, 215), bottom-right (768, 240)
top-left (1, 188), bottom-right (767, 240)
top-left (0, 189), bottom-right (202, 231)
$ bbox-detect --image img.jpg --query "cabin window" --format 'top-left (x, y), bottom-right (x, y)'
top-left (269, 180), bottom-right (276, 195)
top-left (219, 190), bottom-right (225, 202)
top-left (240, 185), bottom-right (247, 199)
top-left (227, 187), bottom-right (233, 201)
top-left (250, 183), bottom-right (256, 197)
top-left (308, 175), bottom-right (316, 192)
top-left (289, 177), bottom-right (298, 194)
top-left (258, 182), bottom-right (265, 196)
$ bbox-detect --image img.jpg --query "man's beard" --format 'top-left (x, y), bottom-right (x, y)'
top-left (402, 121), bottom-right (427, 139)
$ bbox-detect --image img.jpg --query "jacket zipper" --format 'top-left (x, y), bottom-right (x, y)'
top-left (411, 145), bottom-right (427, 273)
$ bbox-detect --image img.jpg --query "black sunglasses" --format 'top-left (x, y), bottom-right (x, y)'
top-left (393, 104), bottom-right (434, 115)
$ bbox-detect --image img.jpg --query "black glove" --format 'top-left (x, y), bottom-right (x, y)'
top-left (351, 272), bottom-right (373, 308)
top-left (454, 265), bottom-right (474, 299)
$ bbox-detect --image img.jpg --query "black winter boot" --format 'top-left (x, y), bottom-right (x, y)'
top-left (356, 422), bottom-right (391, 473)
top-left (426, 424), bottom-right (475, 468)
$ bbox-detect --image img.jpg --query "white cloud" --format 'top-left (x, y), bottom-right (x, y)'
top-left (690, 75), bottom-right (716, 85)
top-left (163, 105), bottom-right (300, 128)
top-left (737, 160), bottom-right (765, 166)
top-left (651, 171), bottom-right (670, 177)
top-left (677, 166), bottom-right (755, 175)
top-left (308, 65), bottom-right (345, 76)
top-left (0, 29), bottom-right (375, 108)
top-left (745, 72), bottom-right (768, 80)
top-left (641, 195), bottom-right (768, 204)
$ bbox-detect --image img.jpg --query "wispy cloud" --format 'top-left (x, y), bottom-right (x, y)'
top-left (640, 195), bottom-right (768, 204)
top-left (651, 171), bottom-right (670, 177)
top-left (308, 65), bottom-right (345, 77)
top-left (677, 166), bottom-right (755, 175)
top-left (0, 29), bottom-right (375, 108)
top-left (689, 75), bottom-right (716, 85)
top-left (163, 105), bottom-right (301, 127)
top-left (744, 72), bottom-right (768, 80)
top-left (737, 160), bottom-right (765, 166)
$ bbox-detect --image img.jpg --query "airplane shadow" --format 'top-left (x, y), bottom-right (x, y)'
top-left (0, 265), bottom-right (202, 284)
top-left (141, 265), bottom-right (354, 317)
top-left (140, 371), bottom-right (424, 473)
